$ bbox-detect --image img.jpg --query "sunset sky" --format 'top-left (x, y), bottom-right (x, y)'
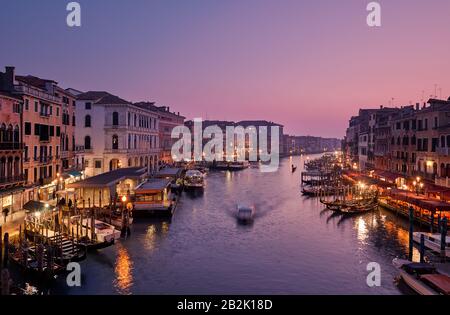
top-left (1, 0), bottom-right (449, 137)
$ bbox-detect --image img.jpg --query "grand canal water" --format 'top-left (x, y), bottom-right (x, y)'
top-left (45, 154), bottom-right (421, 294)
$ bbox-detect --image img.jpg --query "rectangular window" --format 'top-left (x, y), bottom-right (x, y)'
top-left (50, 126), bottom-right (54, 137)
top-left (50, 106), bottom-right (53, 115)
top-left (56, 126), bottom-right (60, 137)
top-left (24, 122), bottom-right (31, 135)
top-left (25, 99), bottom-right (29, 110)
top-left (56, 107), bottom-right (60, 116)
top-left (95, 160), bottom-right (102, 169)
top-left (85, 102), bottom-right (92, 110)
top-left (34, 146), bottom-right (38, 159)
top-left (48, 165), bottom-right (52, 178)
top-left (34, 123), bottom-right (40, 136)
top-left (34, 101), bottom-right (38, 112)
top-left (24, 146), bottom-right (28, 160)
top-left (34, 168), bottom-right (37, 182)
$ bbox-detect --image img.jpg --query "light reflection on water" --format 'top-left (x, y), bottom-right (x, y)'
top-left (41, 154), bottom-right (430, 295)
top-left (113, 243), bottom-right (133, 295)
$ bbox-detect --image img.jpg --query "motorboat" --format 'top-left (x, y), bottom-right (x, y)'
top-left (237, 204), bottom-right (255, 223)
top-left (392, 258), bottom-right (450, 295)
top-left (184, 170), bottom-right (205, 190)
top-left (413, 232), bottom-right (450, 258)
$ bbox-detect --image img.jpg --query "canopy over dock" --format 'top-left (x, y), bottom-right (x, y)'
top-left (155, 167), bottom-right (182, 179)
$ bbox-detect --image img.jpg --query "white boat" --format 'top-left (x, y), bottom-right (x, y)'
top-left (413, 232), bottom-right (450, 258)
top-left (184, 170), bottom-right (205, 189)
top-left (237, 204), bottom-right (255, 222)
top-left (69, 216), bottom-right (121, 243)
top-left (392, 258), bottom-right (450, 295)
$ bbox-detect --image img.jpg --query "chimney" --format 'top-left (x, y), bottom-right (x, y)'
top-left (3, 66), bottom-right (15, 91)
top-left (380, 105), bottom-right (383, 109)
top-left (167, 106), bottom-right (170, 112)
top-left (415, 103), bottom-right (420, 111)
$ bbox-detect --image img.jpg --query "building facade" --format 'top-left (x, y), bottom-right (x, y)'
top-left (0, 91), bottom-right (25, 222)
top-left (75, 92), bottom-right (160, 177)
top-left (134, 103), bottom-right (185, 164)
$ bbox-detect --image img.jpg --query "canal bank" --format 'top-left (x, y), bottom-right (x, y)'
top-left (13, 155), bottom-right (427, 294)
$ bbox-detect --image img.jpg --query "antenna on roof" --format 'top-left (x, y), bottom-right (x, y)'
top-left (434, 84), bottom-right (437, 98)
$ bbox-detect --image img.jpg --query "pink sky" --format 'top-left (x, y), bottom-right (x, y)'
top-left (2, 0), bottom-right (449, 137)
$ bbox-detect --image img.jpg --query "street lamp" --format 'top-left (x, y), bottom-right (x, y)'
top-left (413, 177), bottom-right (423, 195)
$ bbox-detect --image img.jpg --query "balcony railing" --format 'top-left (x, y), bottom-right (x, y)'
top-left (0, 175), bottom-right (27, 185)
top-left (0, 142), bottom-right (24, 150)
top-left (14, 85), bottom-right (59, 102)
top-left (437, 147), bottom-right (450, 156)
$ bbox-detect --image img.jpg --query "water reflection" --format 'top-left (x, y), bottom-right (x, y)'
top-left (113, 243), bottom-right (133, 295)
top-left (143, 220), bottom-right (170, 251)
top-left (50, 155), bottom-right (423, 294)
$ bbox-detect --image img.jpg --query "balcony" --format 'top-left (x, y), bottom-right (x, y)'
top-left (39, 112), bottom-right (51, 118)
top-left (0, 142), bottom-right (24, 151)
top-left (39, 177), bottom-right (54, 186)
top-left (0, 174), bottom-right (27, 185)
top-left (437, 147), bottom-right (450, 156)
top-left (14, 85), bottom-right (59, 103)
top-left (435, 177), bottom-right (450, 188)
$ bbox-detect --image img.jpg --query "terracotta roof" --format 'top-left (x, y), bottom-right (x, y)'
top-left (15, 75), bottom-right (57, 89)
top-left (76, 91), bottom-right (130, 105)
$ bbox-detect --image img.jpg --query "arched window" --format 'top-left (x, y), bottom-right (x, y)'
top-left (85, 115), bottom-right (91, 127)
top-left (13, 125), bottom-right (19, 143)
top-left (112, 134), bottom-right (119, 150)
top-left (0, 124), bottom-right (6, 143)
top-left (411, 135), bottom-right (416, 145)
top-left (84, 136), bottom-right (91, 150)
top-left (112, 112), bottom-right (119, 126)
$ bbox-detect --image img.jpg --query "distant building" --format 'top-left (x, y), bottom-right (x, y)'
top-left (184, 119), bottom-right (284, 161)
top-left (75, 91), bottom-right (160, 177)
top-left (343, 97), bottom-right (450, 188)
top-left (283, 135), bottom-right (342, 155)
top-left (134, 102), bottom-right (185, 164)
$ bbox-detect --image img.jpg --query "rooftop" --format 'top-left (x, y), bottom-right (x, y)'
top-left (135, 178), bottom-right (172, 192)
top-left (67, 167), bottom-right (147, 189)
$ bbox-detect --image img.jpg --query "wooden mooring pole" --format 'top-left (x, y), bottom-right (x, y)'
top-left (441, 217), bottom-right (448, 260)
top-left (408, 206), bottom-right (414, 261)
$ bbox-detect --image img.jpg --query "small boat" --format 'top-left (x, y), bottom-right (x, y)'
top-left (392, 258), bottom-right (450, 295)
top-left (69, 216), bottom-right (121, 250)
top-left (413, 232), bottom-right (450, 258)
top-left (237, 204), bottom-right (255, 223)
top-left (228, 161), bottom-right (250, 171)
top-left (184, 170), bottom-right (205, 190)
top-left (340, 202), bottom-right (378, 215)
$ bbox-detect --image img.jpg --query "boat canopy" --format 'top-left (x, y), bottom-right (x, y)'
top-left (420, 274), bottom-right (450, 295)
top-left (403, 263), bottom-right (436, 275)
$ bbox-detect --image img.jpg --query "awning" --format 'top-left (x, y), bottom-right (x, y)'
top-left (23, 200), bottom-right (51, 212)
top-left (388, 189), bottom-right (450, 212)
top-left (374, 170), bottom-right (400, 182)
top-left (67, 170), bottom-right (82, 177)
